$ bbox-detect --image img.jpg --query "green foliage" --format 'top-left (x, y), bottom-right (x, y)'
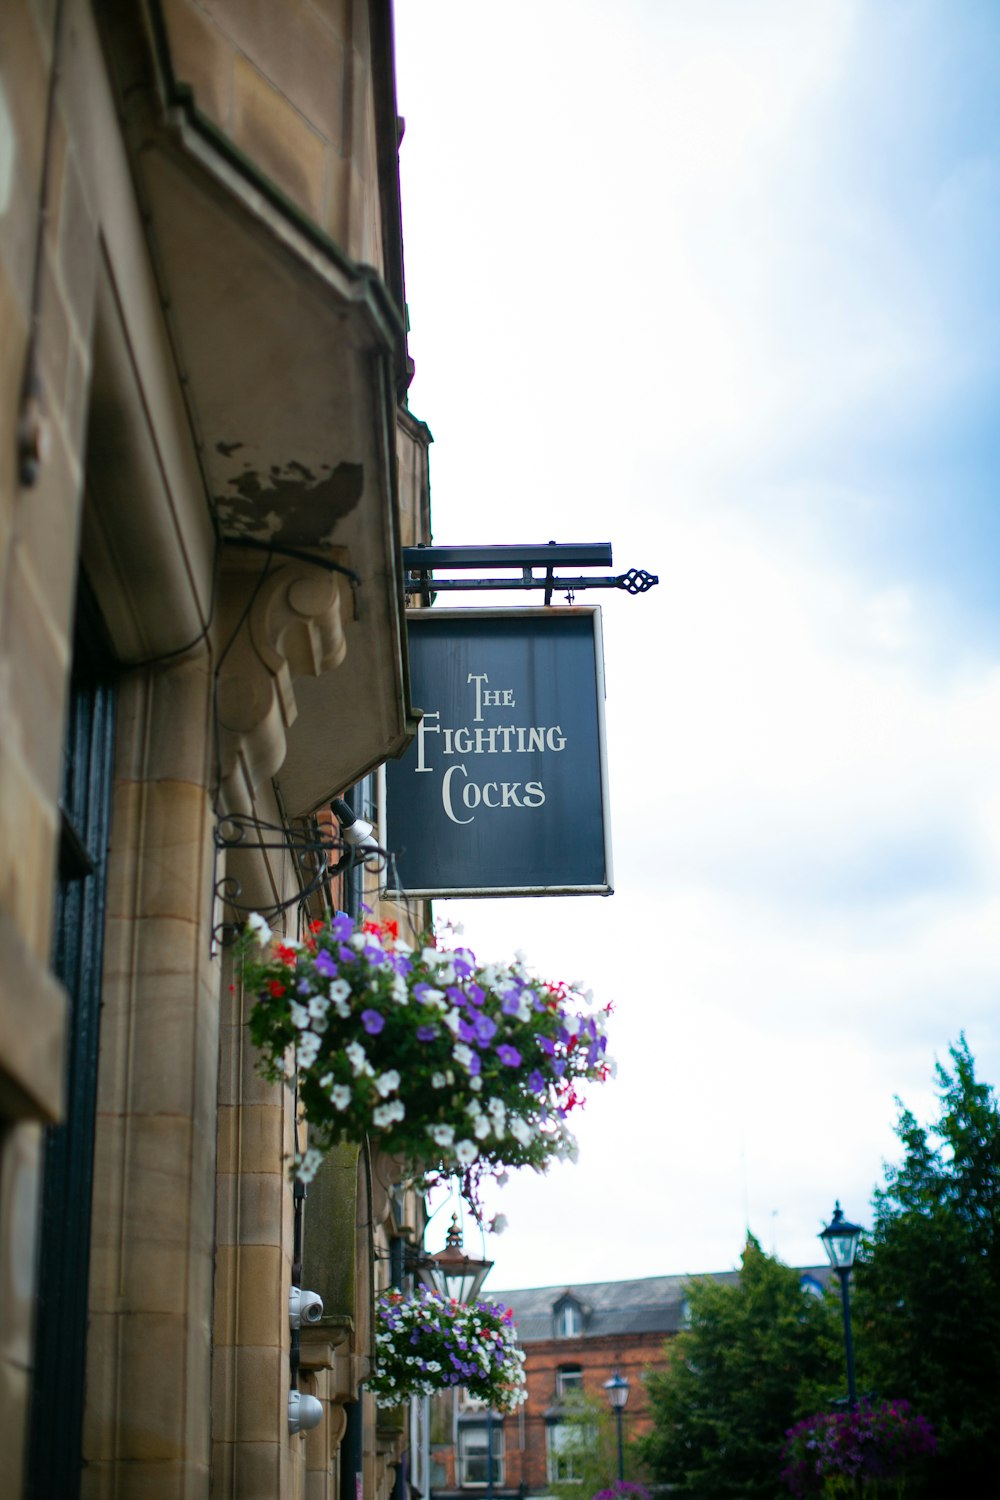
top-left (853, 1036), bottom-right (1000, 1496)
top-left (639, 1238), bottom-right (842, 1499)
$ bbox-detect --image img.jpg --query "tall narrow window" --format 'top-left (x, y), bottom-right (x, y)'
top-left (457, 1420), bottom-right (505, 1487)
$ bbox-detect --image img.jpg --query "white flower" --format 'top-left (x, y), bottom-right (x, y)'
top-left (391, 975), bottom-right (408, 1004)
top-left (470, 1076), bottom-right (482, 1092)
top-left (465, 1099), bottom-right (483, 1117)
top-left (296, 1145), bottom-right (324, 1183)
top-left (454, 1139), bottom-right (479, 1166)
top-left (435, 963), bottom-right (456, 985)
top-left (452, 1043), bottom-right (474, 1072)
top-left (289, 1001), bottom-right (310, 1030)
top-left (246, 911), bottom-right (272, 946)
top-left (444, 1007), bottom-right (463, 1036)
top-left (375, 1069), bottom-right (401, 1098)
top-left (487, 1098), bottom-right (506, 1124)
top-left (331, 1084), bottom-right (352, 1110)
top-left (473, 1116), bottom-right (491, 1140)
top-left (345, 1041), bottom-right (373, 1077)
top-left (563, 1012), bottom-right (582, 1038)
top-left (489, 1214), bottom-right (508, 1236)
top-left (373, 1099), bottom-right (405, 1127)
top-left (509, 1116), bottom-right (532, 1146)
top-left (350, 933), bottom-right (367, 951)
top-left (329, 978), bottom-right (351, 1002)
top-left (297, 1033), bottom-right (321, 1068)
top-left (431, 1072), bottom-right (448, 1089)
top-left (428, 1123), bottom-right (455, 1148)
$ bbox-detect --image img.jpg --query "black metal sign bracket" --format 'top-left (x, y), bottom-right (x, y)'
top-left (401, 542), bottom-right (658, 608)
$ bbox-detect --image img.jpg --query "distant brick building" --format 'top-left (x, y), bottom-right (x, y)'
top-left (430, 1268), bottom-right (832, 1498)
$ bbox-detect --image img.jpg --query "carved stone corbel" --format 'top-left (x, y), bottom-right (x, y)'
top-left (215, 550), bottom-right (350, 813)
top-left (300, 1320), bottom-right (370, 1456)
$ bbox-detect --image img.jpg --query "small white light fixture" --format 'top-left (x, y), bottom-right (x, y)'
top-left (288, 1388), bottom-right (323, 1434)
top-left (332, 797), bottom-right (382, 863)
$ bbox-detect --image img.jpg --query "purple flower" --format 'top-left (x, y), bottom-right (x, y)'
top-left (339, 945), bottom-right (355, 962)
top-left (416, 1025), bottom-right (437, 1042)
top-left (501, 991), bottom-right (522, 1016)
top-left (363, 942), bottom-right (386, 967)
top-left (314, 949), bottom-right (337, 978)
top-left (472, 1013), bottom-right (497, 1045)
top-left (465, 982), bottom-right (485, 1008)
top-left (536, 1035), bottom-right (555, 1056)
top-left (390, 953), bottom-right (413, 976)
top-left (468, 1051), bottom-right (482, 1076)
top-left (362, 1009), bottom-right (385, 1035)
top-left (331, 911), bottom-right (354, 940)
top-left (528, 1069), bottom-right (547, 1095)
top-left (496, 1044), bottom-right (522, 1068)
top-left (458, 1019), bottom-right (478, 1044)
top-left (552, 1059), bottom-right (567, 1077)
top-left (454, 955), bottom-right (475, 979)
top-left (297, 979), bottom-right (313, 995)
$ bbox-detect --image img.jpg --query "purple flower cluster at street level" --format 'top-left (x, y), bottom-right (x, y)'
top-left (592, 1485), bottom-right (652, 1500)
top-left (368, 1286), bottom-right (527, 1410)
top-left (236, 910), bottom-right (614, 1202)
top-left (781, 1400), bottom-right (937, 1496)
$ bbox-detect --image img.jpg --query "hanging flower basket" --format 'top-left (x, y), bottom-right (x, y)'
top-left (235, 911), bottom-right (613, 1191)
top-left (368, 1287), bottom-right (527, 1409)
top-left (781, 1400), bottom-right (937, 1496)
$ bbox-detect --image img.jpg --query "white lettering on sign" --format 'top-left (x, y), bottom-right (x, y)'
top-left (419, 671), bottom-right (564, 823)
top-left (442, 764), bottom-right (546, 824)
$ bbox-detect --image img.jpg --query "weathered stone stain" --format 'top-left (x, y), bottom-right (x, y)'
top-left (214, 458), bottom-right (364, 544)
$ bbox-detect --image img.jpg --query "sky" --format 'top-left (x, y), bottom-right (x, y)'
top-left (391, 0), bottom-right (1000, 1291)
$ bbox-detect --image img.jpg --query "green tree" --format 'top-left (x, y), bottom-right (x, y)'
top-left (853, 1035), bottom-right (1000, 1495)
top-left (639, 1237), bottom-right (842, 1499)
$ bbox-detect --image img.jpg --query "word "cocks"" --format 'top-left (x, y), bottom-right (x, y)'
top-left (414, 671), bottom-right (567, 824)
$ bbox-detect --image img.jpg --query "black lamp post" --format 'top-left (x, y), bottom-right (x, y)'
top-left (819, 1202), bottom-right (863, 1411)
top-left (418, 1216), bottom-right (496, 1496)
top-left (603, 1370), bottom-right (630, 1483)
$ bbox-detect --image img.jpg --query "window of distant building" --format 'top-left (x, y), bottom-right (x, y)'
top-left (557, 1365), bottom-right (584, 1398)
top-left (546, 1418), bottom-right (594, 1483)
top-left (554, 1297), bottom-right (583, 1338)
top-left (457, 1421), bottom-right (504, 1487)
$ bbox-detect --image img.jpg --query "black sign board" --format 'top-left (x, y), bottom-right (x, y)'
top-left (384, 608), bottom-right (613, 896)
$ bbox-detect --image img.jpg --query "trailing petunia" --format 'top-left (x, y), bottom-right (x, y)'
top-left (235, 911), bottom-right (613, 1197)
top-left (780, 1400), bottom-right (937, 1496)
top-left (368, 1287), bottom-right (526, 1410)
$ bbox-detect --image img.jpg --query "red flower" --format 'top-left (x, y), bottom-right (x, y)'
top-left (275, 944), bottom-right (298, 967)
top-left (268, 979), bottom-right (286, 997)
top-left (309, 919), bottom-right (325, 934)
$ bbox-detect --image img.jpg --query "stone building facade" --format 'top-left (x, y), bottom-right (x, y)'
top-left (0, 2), bottom-right (432, 1497)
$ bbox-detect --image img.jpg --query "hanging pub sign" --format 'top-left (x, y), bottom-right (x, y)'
top-left (384, 608), bottom-right (613, 897)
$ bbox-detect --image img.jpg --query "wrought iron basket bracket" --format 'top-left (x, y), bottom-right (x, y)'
top-left (210, 812), bottom-right (388, 951)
